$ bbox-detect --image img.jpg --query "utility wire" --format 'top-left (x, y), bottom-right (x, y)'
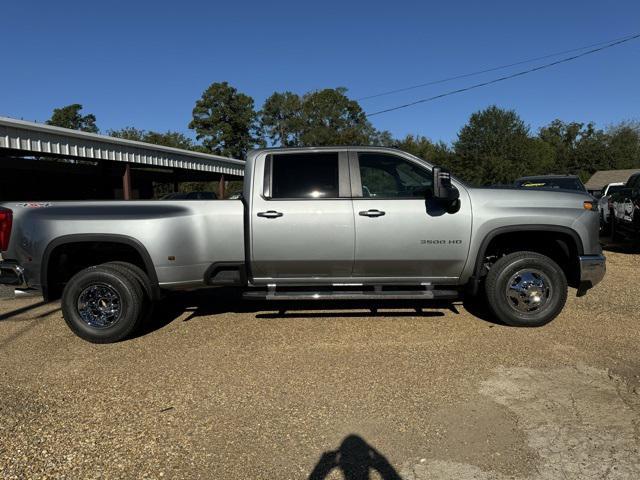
top-left (358, 33), bottom-right (640, 101)
top-left (366, 33), bottom-right (640, 117)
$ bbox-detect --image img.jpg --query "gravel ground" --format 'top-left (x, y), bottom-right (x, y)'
top-left (0, 247), bottom-right (639, 479)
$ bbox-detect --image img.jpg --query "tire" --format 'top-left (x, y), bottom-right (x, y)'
top-left (61, 265), bottom-right (144, 343)
top-left (100, 261), bottom-right (155, 324)
top-left (484, 251), bottom-right (567, 327)
top-left (101, 261), bottom-right (153, 300)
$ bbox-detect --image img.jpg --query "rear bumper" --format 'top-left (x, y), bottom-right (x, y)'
top-left (578, 254), bottom-right (606, 290)
top-left (0, 261), bottom-right (27, 287)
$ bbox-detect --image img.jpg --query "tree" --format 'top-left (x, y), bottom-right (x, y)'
top-left (47, 104), bottom-right (98, 133)
top-left (605, 121), bottom-right (640, 170)
top-left (259, 87), bottom-right (385, 147)
top-left (538, 120), bottom-right (614, 180)
top-left (394, 134), bottom-right (461, 175)
top-left (109, 127), bottom-right (195, 150)
top-left (298, 88), bottom-right (377, 146)
top-left (260, 91), bottom-right (303, 147)
top-left (189, 82), bottom-right (261, 158)
top-left (454, 106), bottom-right (553, 185)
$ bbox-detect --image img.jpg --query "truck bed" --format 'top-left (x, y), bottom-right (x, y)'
top-left (1, 200), bottom-right (245, 291)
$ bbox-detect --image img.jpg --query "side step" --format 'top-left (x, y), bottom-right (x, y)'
top-left (243, 286), bottom-right (460, 301)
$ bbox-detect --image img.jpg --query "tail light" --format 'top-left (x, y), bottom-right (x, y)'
top-left (0, 208), bottom-right (13, 251)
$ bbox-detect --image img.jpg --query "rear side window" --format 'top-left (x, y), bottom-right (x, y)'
top-left (628, 175), bottom-right (640, 188)
top-left (270, 153), bottom-right (339, 199)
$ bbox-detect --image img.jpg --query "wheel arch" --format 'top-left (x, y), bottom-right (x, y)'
top-left (42, 234), bottom-right (160, 301)
top-left (471, 225), bottom-right (584, 291)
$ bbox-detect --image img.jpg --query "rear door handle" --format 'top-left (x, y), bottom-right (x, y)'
top-left (359, 209), bottom-right (386, 217)
top-left (257, 210), bottom-right (283, 218)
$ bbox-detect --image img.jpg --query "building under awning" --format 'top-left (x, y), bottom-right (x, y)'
top-left (0, 116), bottom-right (244, 200)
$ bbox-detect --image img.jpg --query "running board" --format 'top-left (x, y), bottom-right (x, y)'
top-left (243, 289), bottom-right (460, 301)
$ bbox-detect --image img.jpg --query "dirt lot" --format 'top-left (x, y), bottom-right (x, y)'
top-left (1, 248), bottom-right (639, 479)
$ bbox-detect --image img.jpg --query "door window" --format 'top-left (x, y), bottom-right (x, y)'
top-left (270, 153), bottom-right (340, 199)
top-left (358, 153), bottom-right (432, 198)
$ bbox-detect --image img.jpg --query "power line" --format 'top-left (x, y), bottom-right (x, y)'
top-left (358, 33), bottom-right (640, 101)
top-left (366, 33), bottom-right (640, 117)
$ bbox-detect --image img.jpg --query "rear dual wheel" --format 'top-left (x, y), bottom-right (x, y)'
top-left (61, 262), bottom-right (152, 343)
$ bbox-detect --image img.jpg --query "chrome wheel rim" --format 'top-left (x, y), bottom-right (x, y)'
top-left (505, 269), bottom-right (552, 314)
top-left (77, 284), bottom-right (122, 328)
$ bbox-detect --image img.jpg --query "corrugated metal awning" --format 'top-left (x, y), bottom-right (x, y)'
top-left (0, 116), bottom-right (244, 177)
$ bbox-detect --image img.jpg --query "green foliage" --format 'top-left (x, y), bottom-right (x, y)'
top-left (446, 108), bottom-right (640, 185)
top-left (604, 121), bottom-right (640, 170)
top-left (537, 119), bottom-right (640, 181)
top-left (538, 120), bottom-right (601, 180)
top-left (259, 87), bottom-right (383, 147)
top-left (189, 82), bottom-right (261, 158)
top-left (298, 88), bottom-right (376, 146)
top-left (394, 134), bottom-right (456, 169)
top-left (109, 127), bottom-right (195, 150)
top-left (453, 106), bottom-right (554, 185)
top-left (47, 104), bottom-right (98, 133)
top-left (260, 91), bottom-right (303, 147)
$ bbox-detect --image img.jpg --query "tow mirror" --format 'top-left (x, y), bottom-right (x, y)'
top-left (430, 167), bottom-right (460, 213)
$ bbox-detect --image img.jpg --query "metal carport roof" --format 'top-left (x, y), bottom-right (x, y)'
top-left (0, 116), bottom-right (244, 177)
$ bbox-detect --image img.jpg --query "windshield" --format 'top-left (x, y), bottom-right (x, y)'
top-left (515, 177), bottom-right (585, 192)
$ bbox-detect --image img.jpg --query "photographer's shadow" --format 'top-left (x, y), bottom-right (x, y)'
top-left (309, 435), bottom-right (402, 480)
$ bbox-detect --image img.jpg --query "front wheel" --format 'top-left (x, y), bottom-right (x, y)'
top-left (61, 265), bottom-right (144, 343)
top-left (484, 251), bottom-right (567, 327)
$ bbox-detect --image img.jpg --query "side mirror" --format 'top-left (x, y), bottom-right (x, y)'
top-left (428, 167), bottom-right (460, 213)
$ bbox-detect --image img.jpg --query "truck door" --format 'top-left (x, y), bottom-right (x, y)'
top-left (250, 151), bottom-right (355, 282)
top-left (350, 151), bottom-right (472, 281)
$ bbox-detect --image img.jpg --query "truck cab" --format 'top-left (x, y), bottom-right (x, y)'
top-left (246, 147), bottom-right (471, 285)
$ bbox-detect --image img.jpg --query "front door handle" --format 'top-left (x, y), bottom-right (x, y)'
top-left (257, 210), bottom-right (284, 219)
top-left (359, 209), bottom-right (386, 217)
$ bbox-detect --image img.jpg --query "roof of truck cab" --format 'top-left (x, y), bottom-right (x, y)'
top-left (250, 146), bottom-right (406, 154)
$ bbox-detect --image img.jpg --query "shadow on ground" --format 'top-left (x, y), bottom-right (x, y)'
top-left (308, 435), bottom-right (402, 480)
top-left (133, 285), bottom-right (512, 340)
top-left (0, 300), bottom-right (60, 322)
top-left (135, 288), bottom-right (480, 338)
top-left (600, 236), bottom-right (640, 254)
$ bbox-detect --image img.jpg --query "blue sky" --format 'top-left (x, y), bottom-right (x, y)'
top-left (1, 0), bottom-right (639, 144)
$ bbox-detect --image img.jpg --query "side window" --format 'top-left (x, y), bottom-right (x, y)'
top-left (270, 153), bottom-right (340, 199)
top-left (358, 153), bottom-right (432, 198)
top-left (630, 175), bottom-right (640, 189)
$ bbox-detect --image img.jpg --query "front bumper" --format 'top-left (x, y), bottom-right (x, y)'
top-left (578, 254), bottom-right (606, 290)
top-left (0, 261), bottom-right (27, 287)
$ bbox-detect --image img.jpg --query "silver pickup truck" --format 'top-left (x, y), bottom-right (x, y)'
top-left (0, 147), bottom-right (605, 343)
